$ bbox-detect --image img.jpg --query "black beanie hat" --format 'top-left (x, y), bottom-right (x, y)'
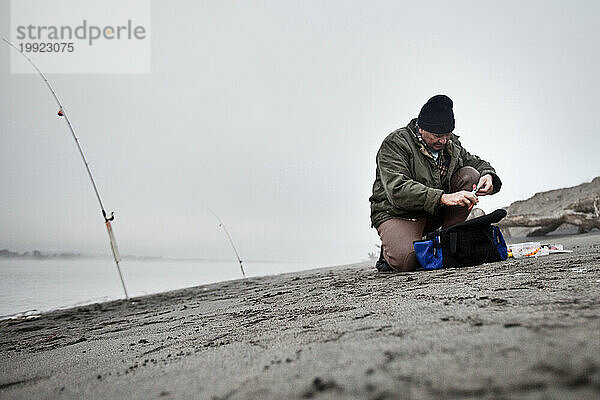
top-left (417, 94), bottom-right (455, 134)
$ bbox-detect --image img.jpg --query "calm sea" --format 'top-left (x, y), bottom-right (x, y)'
top-left (0, 258), bottom-right (319, 318)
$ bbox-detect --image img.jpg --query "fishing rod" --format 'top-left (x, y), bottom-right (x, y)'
top-left (3, 38), bottom-right (129, 299)
top-left (209, 209), bottom-right (245, 277)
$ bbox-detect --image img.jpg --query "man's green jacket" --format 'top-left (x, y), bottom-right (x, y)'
top-left (369, 119), bottom-right (501, 229)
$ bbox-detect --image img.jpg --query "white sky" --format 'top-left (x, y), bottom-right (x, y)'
top-left (1, 1), bottom-right (599, 265)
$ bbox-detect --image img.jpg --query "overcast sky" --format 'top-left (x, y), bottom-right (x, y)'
top-left (1, 1), bottom-right (599, 265)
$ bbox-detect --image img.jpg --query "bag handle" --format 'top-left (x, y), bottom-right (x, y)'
top-left (443, 209), bottom-right (507, 231)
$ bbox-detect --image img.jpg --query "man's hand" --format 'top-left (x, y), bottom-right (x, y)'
top-left (441, 191), bottom-right (479, 209)
top-left (476, 174), bottom-right (494, 196)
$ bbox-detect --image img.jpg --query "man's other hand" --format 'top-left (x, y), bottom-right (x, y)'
top-left (476, 174), bottom-right (494, 196)
top-left (441, 191), bottom-right (479, 209)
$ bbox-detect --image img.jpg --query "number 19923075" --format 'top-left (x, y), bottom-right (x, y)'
top-left (19, 42), bottom-right (74, 52)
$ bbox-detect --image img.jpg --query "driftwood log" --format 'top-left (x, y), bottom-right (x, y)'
top-left (498, 195), bottom-right (600, 236)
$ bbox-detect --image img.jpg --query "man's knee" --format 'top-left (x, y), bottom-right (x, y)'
top-left (450, 166), bottom-right (480, 192)
top-left (383, 247), bottom-right (421, 272)
top-left (377, 218), bottom-right (426, 272)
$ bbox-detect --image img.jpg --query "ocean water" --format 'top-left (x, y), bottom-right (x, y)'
top-left (0, 257), bottom-right (319, 318)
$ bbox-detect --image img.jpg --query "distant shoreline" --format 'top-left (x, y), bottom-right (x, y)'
top-left (0, 249), bottom-right (84, 259)
top-left (0, 248), bottom-right (304, 263)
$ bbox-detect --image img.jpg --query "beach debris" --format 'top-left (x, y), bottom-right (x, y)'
top-left (507, 242), bottom-right (573, 258)
top-left (543, 244), bottom-right (573, 254)
top-left (3, 38), bottom-right (129, 299)
top-left (499, 188), bottom-right (600, 237)
top-left (508, 242), bottom-right (545, 258)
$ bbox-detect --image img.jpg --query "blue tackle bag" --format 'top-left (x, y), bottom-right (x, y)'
top-left (414, 209), bottom-right (508, 270)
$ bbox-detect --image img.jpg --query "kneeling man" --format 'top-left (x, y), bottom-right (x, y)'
top-left (369, 95), bottom-right (502, 272)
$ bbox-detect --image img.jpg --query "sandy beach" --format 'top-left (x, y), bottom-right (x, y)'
top-left (1, 233), bottom-right (599, 399)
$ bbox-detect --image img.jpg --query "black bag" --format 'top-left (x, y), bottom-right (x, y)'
top-left (413, 209), bottom-right (508, 270)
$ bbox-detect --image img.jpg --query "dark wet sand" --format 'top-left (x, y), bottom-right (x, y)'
top-left (1, 233), bottom-right (599, 399)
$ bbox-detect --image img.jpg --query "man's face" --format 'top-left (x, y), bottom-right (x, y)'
top-left (419, 128), bottom-right (451, 152)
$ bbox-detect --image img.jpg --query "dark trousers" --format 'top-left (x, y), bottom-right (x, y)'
top-left (376, 166), bottom-right (480, 271)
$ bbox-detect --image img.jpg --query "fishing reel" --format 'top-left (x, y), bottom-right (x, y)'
top-left (102, 211), bottom-right (115, 222)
